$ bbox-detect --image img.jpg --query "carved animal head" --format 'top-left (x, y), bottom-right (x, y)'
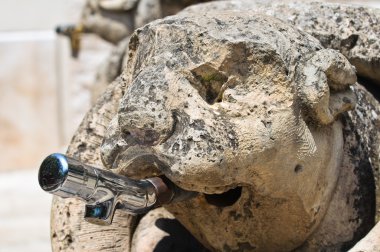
top-left (100, 12), bottom-right (356, 251)
top-left (79, 0), bottom-right (138, 43)
top-left (79, 0), bottom-right (211, 43)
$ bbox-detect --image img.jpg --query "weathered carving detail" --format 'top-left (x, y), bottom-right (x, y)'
top-left (183, 1), bottom-right (380, 84)
top-left (82, 0), bottom-right (213, 103)
top-left (51, 1), bottom-right (380, 251)
top-left (98, 12), bottom-right (361, 251)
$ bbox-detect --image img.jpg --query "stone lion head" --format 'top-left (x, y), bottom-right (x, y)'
top-left (100, 12), bottom-right (356, 251)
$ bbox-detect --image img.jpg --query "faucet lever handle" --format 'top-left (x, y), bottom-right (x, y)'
top-left (84, 199), bottom-right (117, 225)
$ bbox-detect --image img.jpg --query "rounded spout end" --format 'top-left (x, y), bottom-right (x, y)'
top-left (38, 153), bottom-right (69, 192)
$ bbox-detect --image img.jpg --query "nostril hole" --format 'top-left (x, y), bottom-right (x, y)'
top-left (121, 129), bottom-right (160, 146)
top-left (294, 164), bottom-right (303, 173)
top-left (204, 187), bottom-right (242, 207)
top-left (121, 130), bottom-right (135, 144)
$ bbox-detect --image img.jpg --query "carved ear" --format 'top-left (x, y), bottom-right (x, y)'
top-left (99, 0), bottom-right (138, 11)
top-left (297, 49), bottom-right (357, 125)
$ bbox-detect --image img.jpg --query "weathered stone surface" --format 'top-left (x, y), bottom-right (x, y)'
top-left (345, 84), bottom-right (380, 221)
top-left (97, 12), bottom-right (366, 251)
top-left (89, 0), bottom-right (380, 112)
top-left (51, 2), bottom-right (380, 252)
top-left (50, 78), bottom-right (138, 252)
top-left (131, 207), bottom-right (208, 252)
top-left (83, 0), bottom-right (214, 103)
top-left (183, 1), bottom-right (380, 84)
top-left (294, 84), bottom-right (377, 251)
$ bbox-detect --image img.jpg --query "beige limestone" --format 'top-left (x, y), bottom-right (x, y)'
top-left (50, 78), bottom-right (135, 252)
top-left (183, 1), bottom-right (380, 84)
top-left (130, 207), bottom-right (208, 252)
top-left (77, 0), bottom-right (215, 104)
top-left (50, 1), bottom-right (380, 252)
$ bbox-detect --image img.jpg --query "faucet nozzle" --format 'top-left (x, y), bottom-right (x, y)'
top-left (38, 153), bottom-right (196, 225)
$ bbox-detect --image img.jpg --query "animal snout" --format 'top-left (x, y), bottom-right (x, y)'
top-left (118, 107), bottom-right (174, 144)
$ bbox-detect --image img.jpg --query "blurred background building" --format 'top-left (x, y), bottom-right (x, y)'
top-left (0, 0), bottom-right (113, 172)
top-left (0, 0), bottom-right (379, 251)
top-left (0, 1), bottom-right (112, 251)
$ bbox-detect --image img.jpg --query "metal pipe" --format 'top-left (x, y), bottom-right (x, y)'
top-left (55, 24), bottom-right (84, 58)
top-left (38, 153), bottom-right (196, 225)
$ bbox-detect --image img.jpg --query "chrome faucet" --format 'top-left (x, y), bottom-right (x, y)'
top-left (38, 153), bottom-right (196, 225)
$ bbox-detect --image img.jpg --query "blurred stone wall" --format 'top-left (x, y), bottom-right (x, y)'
top-left (0, 0), bottom-right (112, 171)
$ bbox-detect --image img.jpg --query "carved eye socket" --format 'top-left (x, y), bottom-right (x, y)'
top-left (189, 64), bottom-right (228, 105)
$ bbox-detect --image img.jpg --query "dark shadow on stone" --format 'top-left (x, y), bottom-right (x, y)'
top-left (153, 218), bottom-right (210, 252)
top-left (357, 76), bottom-right (380, 102)
top-left (204, 187), bottom-right (242, 207)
